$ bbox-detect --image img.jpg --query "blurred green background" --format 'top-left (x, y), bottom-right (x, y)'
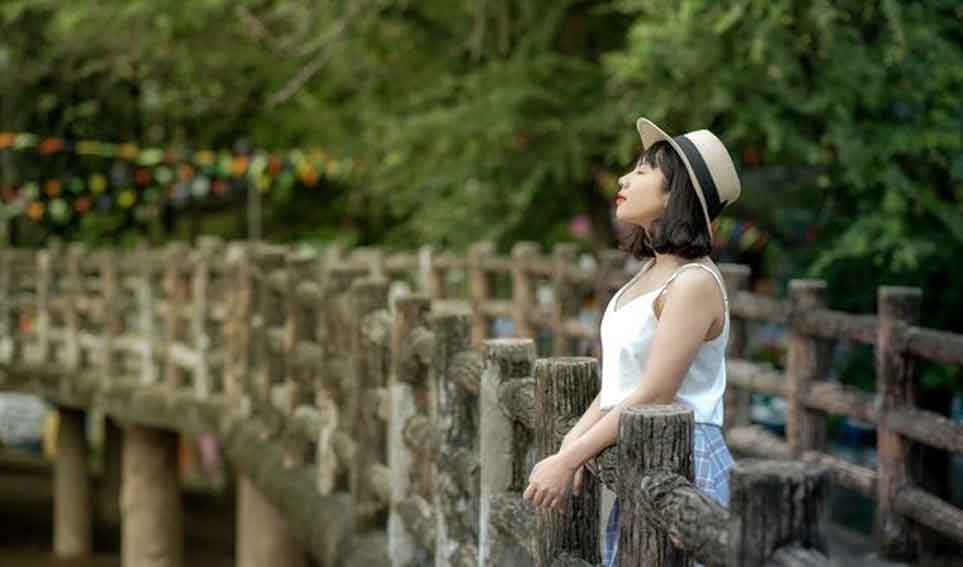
top-left (0, 0), bottom-right (961, 397)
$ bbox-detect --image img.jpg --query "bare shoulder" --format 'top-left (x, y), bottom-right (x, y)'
top-left (653, 262), bottom-right (725, 320)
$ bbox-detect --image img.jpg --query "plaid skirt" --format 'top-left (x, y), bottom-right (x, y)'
top-left (602, 423), bottom-right (734, 567)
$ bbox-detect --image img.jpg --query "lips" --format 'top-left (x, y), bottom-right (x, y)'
top-left (615, 195), bottom-right (625, 206)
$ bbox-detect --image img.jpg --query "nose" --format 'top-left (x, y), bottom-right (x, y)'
top-left (617, 174), bottom-right (629, 190)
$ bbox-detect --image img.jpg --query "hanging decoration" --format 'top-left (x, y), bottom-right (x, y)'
top-left (0, 131), bottom-right (355, 226)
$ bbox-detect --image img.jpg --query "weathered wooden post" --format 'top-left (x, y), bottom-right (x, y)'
top-left (535, 357), bottom-right (601, 565)
top-left (479, 338), bottom-right (537, 566)
top-left (0, 250), bottom-right (13, 363)
top-left (189, 240), bottom-right (214, 397)
top-left (786, 280), bottom-right (830, 457)
top-left (511, 242), bottom-right (539, 339)
top-left (282, 250), bottom-right (320, 468)
top-left (431, 302), bottom-right (483, 566)
top-left (35, 246), bottom-right (53, 363)
top-left (550, 244), bottom-right (578, 356)
top-left (728, 459), bottom-right (830, 566)
top-left (720, 263), bottom-right (752, 431)
top-left (63, 244), bottom-right (84, 371)
top-left (237, 243), bottom-right (307, 567)
top-left (100, 250), bottom-right (124, 384)
top-left (3, 249), bottom-right (33, 364)
top-left (389, 295), bottom-right (435, 565)
top-left (222, 243), bottom-right (250, 401)
top-left (349, 277), bottom-right (391, 530)
top-left (162, 243), bottom-right (189, 389)
top-left (134, 244), bottom-right (158, 385)
top-left (876, 286), bottom-right (922, 560)
top-left (468, 241), bottom-right (495, 345)
top-left (251, 244), bottom-right (287, 407)
top-left (54, 406), bottom-right (92, 558)
top-left (617, 404), bottom-right (693, 566)
top-left (418, 244), bottom-right (445, 298)
top-left (121, 424), bottom-right (183, 567)
top-left (318, 264), bottom-right (366, 489)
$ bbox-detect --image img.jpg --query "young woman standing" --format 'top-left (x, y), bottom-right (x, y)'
top-left (522, 117), bottom-right (741, 566)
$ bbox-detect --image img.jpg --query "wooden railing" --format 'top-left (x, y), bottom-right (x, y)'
top-left (1, 239), bottom-right (960, 565)
top-left (722, 280), bottom-right (963, 560)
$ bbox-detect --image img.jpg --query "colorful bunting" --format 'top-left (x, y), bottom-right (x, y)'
top-left (0, 131), bottom-right (355, 226)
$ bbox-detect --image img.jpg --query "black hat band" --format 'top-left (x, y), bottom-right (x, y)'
top-left (673, 135), bottom-right (726, 220)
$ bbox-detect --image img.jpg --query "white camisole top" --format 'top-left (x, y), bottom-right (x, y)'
top-left (598, 259), bottom-right (730, 427)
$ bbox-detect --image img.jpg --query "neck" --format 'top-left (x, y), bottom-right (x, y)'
top-left (650, 251), bottom-right (707, 270)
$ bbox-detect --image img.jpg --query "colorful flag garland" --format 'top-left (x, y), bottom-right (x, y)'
top-left (0, 132), bottom-right (354, 225)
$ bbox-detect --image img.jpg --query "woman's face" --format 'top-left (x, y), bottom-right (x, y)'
top-left (615, 156), bottom-right (668, 226)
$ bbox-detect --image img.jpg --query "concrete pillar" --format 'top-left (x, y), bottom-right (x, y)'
top-left (54, 406), bottom-right (92, 557)
top-left (236, 475), bottom-right (307, 567)
top-left (122, 424), bottom-right (183, 567)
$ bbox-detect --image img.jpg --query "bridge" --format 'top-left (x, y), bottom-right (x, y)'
top-left (1, 239), bottom-right (961, 566)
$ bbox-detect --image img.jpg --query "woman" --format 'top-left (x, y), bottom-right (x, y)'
top-left (522, 117), bottom-right (741, 566)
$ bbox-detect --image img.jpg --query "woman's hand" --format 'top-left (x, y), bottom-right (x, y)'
top-left (560, 434), bottom-right (586, 497)
top-left (523, 453), bottom-right (578, 511)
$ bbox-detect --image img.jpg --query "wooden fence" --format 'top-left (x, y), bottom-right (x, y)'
top-left (0, 238), bottom-right (961, 565)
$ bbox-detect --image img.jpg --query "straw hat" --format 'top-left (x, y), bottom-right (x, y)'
top-left (636, 117), bottom-right (741, 238)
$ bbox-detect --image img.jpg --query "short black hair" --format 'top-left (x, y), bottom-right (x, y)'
top-left (617, 140), bottom-right (713, 260)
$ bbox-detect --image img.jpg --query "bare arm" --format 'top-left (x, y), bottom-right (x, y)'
top-left (561, 392), bottom-right (603, 445)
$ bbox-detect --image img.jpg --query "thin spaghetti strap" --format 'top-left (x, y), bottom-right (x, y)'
top-left (656, 263), bottom-right (729, 309)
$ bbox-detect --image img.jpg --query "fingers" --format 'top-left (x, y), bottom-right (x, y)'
top-left (572, 467), bottom-right (584, 495)
top-left (524, 482), bottom-right (572, 511)
top-left (523, 482), bottom-right (535, 502)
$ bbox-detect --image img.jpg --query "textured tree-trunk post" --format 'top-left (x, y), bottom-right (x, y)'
top-left (468, 240), bottom-right (495, 345)
top-left (222, 243), bottom-right (250, 401)
top-left (282, 250), bottom-right (319, 467)
top-left (252, 245), bottom-right (287, 406)
top-left (431, 303), bottom-right (481, 566)
top-left (876, 286), bottom-right (922, 560)
top-left (418, 244), bottom-right (445, 298)
top-left (237, 475), bottom-right (308, 567)
top-left (101, 250), bottom-right (122, 382)
top-left (350, 277), bottom-right (391, 530)
top-left (510, 242), bottom-right (539, 339)
top-left (0, 250), bottom-right (16, 363)
top-left (319, 265), bottom-right (365, 486)
top-left (35, 247), bottom-right (52, 363)
top-left (720, 264), bottom-right (751, 431)
top-left (162, 243), bottom-right (189, 389)
top-left (786, 280), bottom-right (829, 457)
top-left (122, 425), bottom-right (184, 567)
top-left (236, 244), bottom-right (307, 567)
top-left (550, 244), bottom-right (578, 356)
top-left (190, 244), bottom-right (211, 397)
top-left (54, 406), bottom-right (92, 558)
top-left (534, 357), bottom-right (601, 566)
top-left (389, 295), bottom-right (435, 565)
top-left (727, 459), bottom-right (830, 566)
top-left (617, 404), bottom-right (693, 567)
top-left (135, 244), bottom-right (158, 385)
top-left (63, 244), bottom-right (84, 371)
top-left (352, 245), bottom-right (386, 280)
top-left (479, 338), bottom-right (537, 567)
